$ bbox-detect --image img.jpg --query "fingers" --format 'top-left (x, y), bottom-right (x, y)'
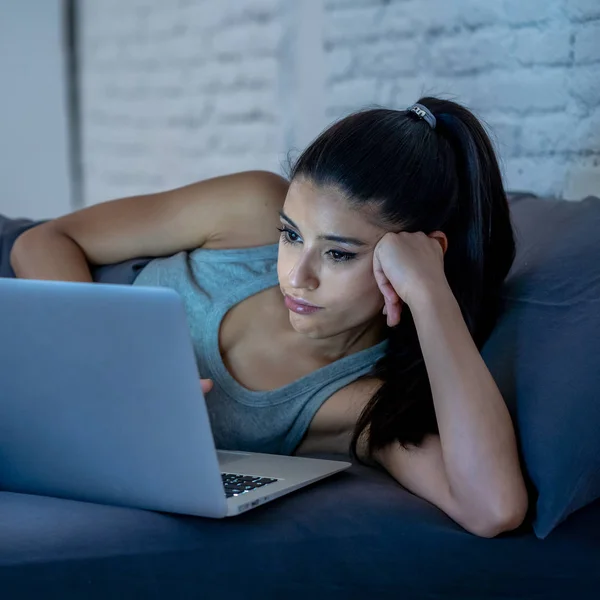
top-left (388, 300), bottom-right (402, 327)
top-left (376, 272), bottom-right (401, 309)
top-left (200, 378), bottom-right (214, 394)
top-left (382, 297), bottom-right (402, 327)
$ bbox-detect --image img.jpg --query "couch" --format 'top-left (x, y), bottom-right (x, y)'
top-left (1, 192), bottom-right (599, 599)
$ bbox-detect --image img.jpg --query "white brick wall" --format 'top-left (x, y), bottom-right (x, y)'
top-left (81, 0), bottom-right (600, 205)
top-left (80, 0), bottom-right (289, 205)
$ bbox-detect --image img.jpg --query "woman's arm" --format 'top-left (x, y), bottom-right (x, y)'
top-left (11, 170), bottom-right (289, 281)
top-left (375, 283), bottom-right (528, 537)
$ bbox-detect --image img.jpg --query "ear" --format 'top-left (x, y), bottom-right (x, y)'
top-left (428, 231), bottom-right (448, 256)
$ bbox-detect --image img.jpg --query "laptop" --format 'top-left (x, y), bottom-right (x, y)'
top-left (0, 277), bottom-right (351, 517)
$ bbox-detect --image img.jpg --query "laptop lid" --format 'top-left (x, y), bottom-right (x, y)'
top-left (0, 278), bottom-right (228, 518)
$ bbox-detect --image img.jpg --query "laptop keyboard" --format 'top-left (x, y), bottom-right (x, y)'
top-left (221, 472), bottom-right (279, 498)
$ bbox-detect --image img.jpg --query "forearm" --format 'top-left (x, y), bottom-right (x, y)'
top-left (10, 226), bottom-right (94, 282)
top-left (410, 283), bottom-right (527, 522)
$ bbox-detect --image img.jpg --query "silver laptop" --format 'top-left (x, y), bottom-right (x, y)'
top-left (0, 277), bottom-right (350, 517)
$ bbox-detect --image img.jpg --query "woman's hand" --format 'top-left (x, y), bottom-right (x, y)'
top-left (200, 378), bottom-right (214, 394)
top-left (373, 230), bottom-right (449, 327)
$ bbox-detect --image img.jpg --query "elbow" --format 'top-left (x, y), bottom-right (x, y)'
top-left (9, 227), bottom-right (35, 272)
top-left (10, 222), bottom-right (60, 274)
top-left (461, 478), bottom-right (529, 539)
top-left (470, 510), bottom-right (527, 539)
top-left (469, 494), bottom-right (529, 539)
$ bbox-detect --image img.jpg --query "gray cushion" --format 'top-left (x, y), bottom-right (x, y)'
top-left (0, 216), bottom-right (44, 278)
top-left (481, 192), bottom-right (600, 538)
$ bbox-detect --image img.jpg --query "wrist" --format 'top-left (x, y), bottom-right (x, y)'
top-left (409, 279), bottom-right (456, 317)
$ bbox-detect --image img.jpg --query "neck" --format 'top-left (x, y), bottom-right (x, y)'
top-left (288, 315), bottom-right (388, 366)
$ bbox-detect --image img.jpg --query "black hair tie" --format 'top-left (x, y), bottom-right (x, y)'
top-left (407, 103), bottom-right (436, 129)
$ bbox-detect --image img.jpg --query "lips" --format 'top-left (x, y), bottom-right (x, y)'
top-left (283, 294), bottom-right (323, 315)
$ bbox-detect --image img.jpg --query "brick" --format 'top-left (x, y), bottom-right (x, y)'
top-left (198, 56), bottom-right (278, 92)
top-left (324, 6), bottom-right (386, 46)
top-left (184, 154), bottom-right (284, 186)
top-left (430, 30), bottom-right (513, 75)
top-left (325, 47), bottom-right (355, 81)
top-left (568, 66), bottom-right (600, 109)
top-left (378, 2), bottom-right (427, 37)
top-left (96, 152), bottom-right (167, 180)
top-left (409, 0), bottom-right (503, 34)
top-left (159, 31), bottom-right (211, 63)
top-left (484, 118), bottom-right (522, 158)
top-left (519, 113), bottom-right (578, 155)
top-left (216, 123), bottom-right (282, 154)
top-left (572, 108), bottom-right (600, 153)
top-left (225, 0), bottom-right (281, 25)
top-left (326, 78), bottom-right (382, 113)
top-left (503, 157), bottom-right (567, 196)
top-left (574, 22), bottom-right (600, 64)
top-left (145, 6), bottom-right (180, 37)
top-left (162, 103), bottom-right (213, 132)
top-left (469, 71), bottom-right (570, 113)
top-left (87, 39), bottom-right (121, 62)
top-left (102, 169), bottom-right (164, 191)
top-left (118, 38), bottom-right (156, 62)
top-left (501, 0), bottom-right (556, 25)
top-left (212, 89), bottom-right (280, 123)
top-left (89, 140), bottom-right (148, 158)
top-left (325, 0), bottom-right (382, 8)
top-left (353, 39), bottom-right (420, 77)
top-left (393, 78), bottom-right (433, 108)
top-left (411, 1), bottom-right (464, 34)
top-left (563, 157), bottom-right (600, 200)
top-left (565, 0), bottom-right (600, 21)
top-left (513, 28), bottom-right (571, 66)
top-left (376, 79), bottom-right (398, 107)
top-left (459, 1), bottom-right (505, 28)
top-left (324, 2), bottom-right (426, 46)
top-left (175, 2), bottom-right (225, 33)
top-left (210, 22), bottom-right (283, 58)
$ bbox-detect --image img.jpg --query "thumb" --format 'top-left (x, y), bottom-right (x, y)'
top-left (200, 378), bottom-right (214, 394)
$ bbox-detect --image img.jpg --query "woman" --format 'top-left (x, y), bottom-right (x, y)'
top-left (10, 97), bottom-right (529, 538)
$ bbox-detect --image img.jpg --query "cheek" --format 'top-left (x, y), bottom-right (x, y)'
top-left (276, 244), bottom-right (293, 281)
top-left (329, 263), bottom-right (383, 312)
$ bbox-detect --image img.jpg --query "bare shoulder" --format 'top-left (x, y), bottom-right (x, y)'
top-left (201, 170), bottom-right (290, 249)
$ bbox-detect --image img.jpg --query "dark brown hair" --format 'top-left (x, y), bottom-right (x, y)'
top-left (285, 97), bottom-right (516, 460)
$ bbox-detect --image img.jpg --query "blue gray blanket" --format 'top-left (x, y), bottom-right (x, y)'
top-left (0, 214), bottom-right (151, 284)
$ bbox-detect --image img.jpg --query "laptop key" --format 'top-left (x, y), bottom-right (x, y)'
top-left (221, 472), bottom-right (280, 498)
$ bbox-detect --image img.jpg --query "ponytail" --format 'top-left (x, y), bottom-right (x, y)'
top-left (427, 97), bottom-right (516, 344)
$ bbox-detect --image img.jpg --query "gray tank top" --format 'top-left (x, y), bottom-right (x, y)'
top-left (132, 243), bottom-right (388, 455)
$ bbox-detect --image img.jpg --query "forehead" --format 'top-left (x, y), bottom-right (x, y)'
top-left (283, 178), bottom-right (386, 239)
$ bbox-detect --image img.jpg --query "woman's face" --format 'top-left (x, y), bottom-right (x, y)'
top-left (277, 178), bottom-right (390, 339)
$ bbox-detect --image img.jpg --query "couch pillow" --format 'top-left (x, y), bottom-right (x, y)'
top-left (0, 215), bottom-right (47, 278)
top-left (481, 192), bottom-right (600, 538)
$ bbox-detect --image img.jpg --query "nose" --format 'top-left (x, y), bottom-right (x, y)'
top-left (288, 250), bottom-right (319, 291)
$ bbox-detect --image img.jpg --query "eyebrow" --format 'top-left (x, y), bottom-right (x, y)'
top-left (279, 211), bottom-right (367, 247)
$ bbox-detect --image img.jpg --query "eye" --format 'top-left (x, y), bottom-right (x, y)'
top-left (277, 226), bottom-right (301, 244)
top-left (327, 249), bottom-right (356, 263)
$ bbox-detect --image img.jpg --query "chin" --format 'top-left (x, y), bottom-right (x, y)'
top-left (288, 311), bottom-right (326, 337)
